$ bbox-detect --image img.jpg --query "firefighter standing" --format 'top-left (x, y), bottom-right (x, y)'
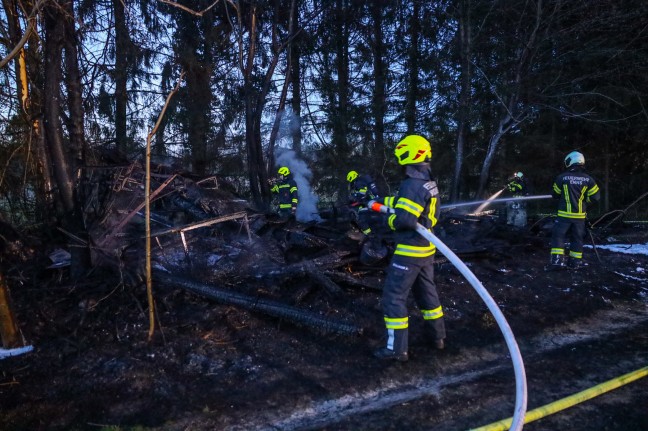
top-left (271, 166), bottom-right (299, 219)
top-left (347, 170), bottom-right (380, 236)
top-left (505, 171), bottom-right (528, 227)
top-left (371, 135), bottom-right (446, 362)
top-left (548, 151), bottom-right (600, 270)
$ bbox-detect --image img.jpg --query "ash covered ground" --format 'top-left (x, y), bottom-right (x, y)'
top-left (1, 211), bottom-right (647, 431)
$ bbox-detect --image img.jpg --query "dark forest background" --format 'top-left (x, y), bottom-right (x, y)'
top-left (2, 0), bottom-right (647, 233)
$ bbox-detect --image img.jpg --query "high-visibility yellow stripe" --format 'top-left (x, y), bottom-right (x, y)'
top-left (587, 184), bottom-right (599, 195)
top-left (577, 187), bottom-right (586, 213)
top-left (563, 184), bottom-right (571, 213)
top-left (395, 243), bottom-right (436, 257)
top-left (279, 204), bottom-right (292, 209)
top-left (384, 316), bottom-right (408, 329)
top-left (395, 197), bottom-right (423, 217)
top-left (569, 251), bottom-right (582, 258)
top-left (428, 197), bottom-right (438, 226)
top-left (422, 306), bottom-right (443, 320)
top-left (388, 214), bottom-right (396, 230)
top-left (553, 183), bottom-right (561, 194)
top-left (557, 210), bottom-right (586, 219)
top-left (551, 248), bottom-right (564, 255)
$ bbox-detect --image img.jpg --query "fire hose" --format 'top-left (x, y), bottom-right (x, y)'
top-left (368, 200), bottom-right (528, 431)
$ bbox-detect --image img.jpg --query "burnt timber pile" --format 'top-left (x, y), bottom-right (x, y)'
top-left (78, 160), bottom-right (507, 337)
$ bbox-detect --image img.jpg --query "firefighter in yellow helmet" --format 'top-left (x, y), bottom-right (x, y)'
top-left (373, 135), bottom-right (446, 361)
top-left (270, 166), bottom-right (299, 219)
top-left (346, 170), bottom-right (380, 236)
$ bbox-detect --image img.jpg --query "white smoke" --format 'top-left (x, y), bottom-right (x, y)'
top-left (275, 149), bottom-right (321, 222)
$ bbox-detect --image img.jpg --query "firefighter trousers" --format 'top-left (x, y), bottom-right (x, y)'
top-left (381, 255), bottom-right (446, 353)
top-left (550, 217), bottom-right (586, 259)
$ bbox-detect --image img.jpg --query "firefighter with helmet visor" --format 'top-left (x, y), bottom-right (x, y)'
top-left (547, 150), bottom-right (600, 270)
top-left (372, 135), bottom-right (446, 361)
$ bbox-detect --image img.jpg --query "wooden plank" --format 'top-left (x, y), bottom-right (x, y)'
top-left (151, 211), bottom-right (249, 237)
top-left (0, 272), bottom-right (20, 348)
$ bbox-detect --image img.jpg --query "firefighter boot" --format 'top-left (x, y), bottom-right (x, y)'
top-left (545, 254), bottom-right (565, 271)
top-left (374, 328), bottom-right (408, 362)
top-left (568, 257), bottom-right (584, 270)
top-left (424, 319), bottom-right (446, 350)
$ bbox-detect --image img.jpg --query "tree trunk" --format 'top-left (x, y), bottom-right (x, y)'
top-left (333, 0), bottom-right (350, 202)
top-left (186, 62), bottom-right (212, 176)
top-left (112, 0), bottom-right (130, 154)
top-left (451, 0), bottom-right (472, 202)
top-left (241, 6), bottom-right (263, 208)
top-left (2, 0), bottom-right (25, 110)
top-left (290, 0), bottom-right (302, 155)
top-left (477, 117), bottom-right (507, 198)
top-left (3, 0), bottom-right (53, 219)
top-left (370, 0), bottom-right (386, 173)
top-left (476, 0), bottom-right (541, 198)
top-left (404, 1), bottom-right (420, 134)
top-left (44, 0), bottom-right (91, 278)
top-left (43, 3), bottom-right (74, 214)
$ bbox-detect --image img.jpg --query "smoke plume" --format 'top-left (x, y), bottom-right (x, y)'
top-left (275, 149), bottom-right (321, 222)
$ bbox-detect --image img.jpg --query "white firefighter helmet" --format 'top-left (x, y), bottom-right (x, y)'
top-left (564, 151), bottom-right (585, 168)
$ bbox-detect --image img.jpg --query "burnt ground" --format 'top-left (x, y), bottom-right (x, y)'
top-left (1, 214), bottom-right (648, 431)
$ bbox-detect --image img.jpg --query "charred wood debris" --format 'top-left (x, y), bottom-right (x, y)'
top-left (3, 160), bottom-right (528, 337)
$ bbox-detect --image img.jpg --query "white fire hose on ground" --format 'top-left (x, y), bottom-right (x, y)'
top-left (368, 201), bottom-right (528, 431)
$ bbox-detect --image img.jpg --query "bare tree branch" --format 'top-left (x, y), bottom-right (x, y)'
top-left (157, 0), bottom-right (235, 17)
top-left (0, 0), bottom-right (48, 69)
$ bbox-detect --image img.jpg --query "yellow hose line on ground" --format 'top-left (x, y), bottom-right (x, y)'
top-left (470, 365), bottom-right (648, 431)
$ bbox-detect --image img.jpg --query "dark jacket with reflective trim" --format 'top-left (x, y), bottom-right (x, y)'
top-left (271, 175), bottom-right (298, 209)
top-left (551, 166), bottom-right (600, 219)
top-left (506, 177), bottom-right (528, 197)
top-left (383, 164), bottom-right (439, 259)
top-left (349, 174), bottom-right (380, 205)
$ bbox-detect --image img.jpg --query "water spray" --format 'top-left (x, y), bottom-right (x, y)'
top-left (368, 200), bottom-right (528, 431)
top-left (473, 188), bottom-right (505, 213)
top-left (442, 194), bottom-right (552, 211)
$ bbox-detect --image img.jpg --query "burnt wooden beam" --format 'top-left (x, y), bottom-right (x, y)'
top-left (158, 271), bottom-right (362, 336)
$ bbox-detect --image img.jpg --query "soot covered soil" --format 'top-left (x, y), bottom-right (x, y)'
top-left (1, 218), bottom-right (647, 431)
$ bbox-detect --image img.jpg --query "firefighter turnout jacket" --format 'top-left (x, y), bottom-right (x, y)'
top-left (349, 174), bottom-right (380, 205)
top-left (271, 175), bottom-right (298, 212)
top-left (382, 164), bottom-right (439, 259)
top-left (551, 166), bottom-right (600, 219)
top-left (506, 177), bottom-right (527, 197)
